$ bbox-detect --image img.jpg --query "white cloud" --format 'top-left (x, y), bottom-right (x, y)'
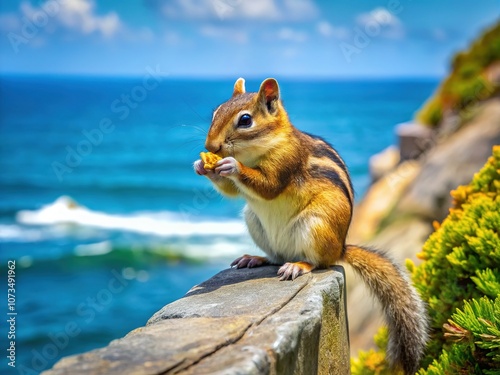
top-left (357, 7), bottom-right (401, 28)
top-left (281, 0), bottom-right (318, 20)
top-left (161, 0), bottom-right (279, 20)
top-left (316, 21), bottom-right (349, 40)
top-left (158, 0), bottom-right (318, 21)
top-left (316, 21), bottom-right (334, 36)
top-left (237, 0), bottom-right (281, 20)
top-left (20, 0), bottom-right (121, 38)
top-left (278, 27), bottom-right (307, 43)
top-left (356, 7), bottom-right (405, 39)
top-left (153, 0), bottom-right (318, 47)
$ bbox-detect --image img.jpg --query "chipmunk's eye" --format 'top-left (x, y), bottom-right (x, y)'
top-left (237, 113), bottom-right (252, 128)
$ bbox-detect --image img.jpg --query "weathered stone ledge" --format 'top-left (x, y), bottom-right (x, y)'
top-left (43, 265), bottom-right (349, 375)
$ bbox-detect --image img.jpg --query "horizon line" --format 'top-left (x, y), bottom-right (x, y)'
top-left (0, 72), bottom-right (443, 81)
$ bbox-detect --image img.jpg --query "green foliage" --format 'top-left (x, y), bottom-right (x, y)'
top-left (419, 344), bottom-right (479, 375)
top-left (472, 269), bottom-right (500, 298)
top-left (352, 146), bottom-right (500, 374)
top-left (351, 328), bottom-right (402, 375)
top-left (416, 96), bottom-right (443, 127)
top-left (413, 146), bottom-right (500, 370)
top-left (416, 21), bottom-right (500, 127)
top-left (423, 296), bottom-right (500, 375)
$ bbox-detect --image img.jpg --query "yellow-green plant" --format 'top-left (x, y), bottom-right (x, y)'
top-left (424, 296), bottom-right (500, 375)
top-left (352, 145), bottom-right (500, 374)
top-left (416, 21), bottom-right (500, 127)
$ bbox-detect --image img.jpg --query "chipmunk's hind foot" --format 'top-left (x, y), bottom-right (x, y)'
top-left (277, 261), bottom-right (315, 281)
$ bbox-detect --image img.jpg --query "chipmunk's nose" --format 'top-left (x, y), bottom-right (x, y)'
top-left (205, 141), bottom-right (222, 154)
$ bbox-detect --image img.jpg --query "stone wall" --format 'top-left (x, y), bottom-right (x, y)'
top-left (43, 266), bottom-right (350, 375)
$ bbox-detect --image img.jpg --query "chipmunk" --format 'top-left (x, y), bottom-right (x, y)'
top-left (193, 78), bottom-right (428, 374)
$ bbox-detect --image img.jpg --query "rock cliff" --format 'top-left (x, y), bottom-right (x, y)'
top-left (346, 97), bottom-right (500, 354)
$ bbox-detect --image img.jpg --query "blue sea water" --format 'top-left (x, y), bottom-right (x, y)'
top-left (0, 75), bottom-right (437, 373)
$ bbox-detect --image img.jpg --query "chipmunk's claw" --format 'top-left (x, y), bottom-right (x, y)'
top-left (231, 254), bottom-right (268, 269)
top-left (216, 157), bottom-right (240, 177)
top-left (193, 159), bottom-right (208, 175)
top-left (277, 262), bottom-right (315, 281)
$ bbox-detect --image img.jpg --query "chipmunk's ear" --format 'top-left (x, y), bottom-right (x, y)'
top-left (232, 77), bottom-right (246, 96)
top-left (258, 78), bottom-right (280, 114)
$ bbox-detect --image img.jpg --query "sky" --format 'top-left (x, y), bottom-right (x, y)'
top-left (0, 0), bottom-right (499, 78)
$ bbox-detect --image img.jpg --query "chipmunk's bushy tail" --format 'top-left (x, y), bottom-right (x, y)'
top-left (343, 244), bottom-right (428, 375)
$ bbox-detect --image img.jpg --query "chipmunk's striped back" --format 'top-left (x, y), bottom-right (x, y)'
top-left (302, 131), bottom-right (354, 211)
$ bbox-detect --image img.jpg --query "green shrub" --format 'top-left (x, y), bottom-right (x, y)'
top-left (416, 21), bottom-right (500, 127)
top-left (423, 296), bottom-right (500, 375)
top-left (351, 327), bottom-right (403, 375)
top-left (352, 146), bottom-right (500, 374)
top-left (416, 96), bottom-right (443, 127)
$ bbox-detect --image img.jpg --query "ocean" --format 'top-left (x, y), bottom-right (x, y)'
top-left (0, 75), bottom-right (437, 373)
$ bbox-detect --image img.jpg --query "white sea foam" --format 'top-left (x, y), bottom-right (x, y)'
top-left (74, 241), bottom-right (113, 256)
top-left (15, 196), bottom-right (247, 238)
top-left (0, 222), bottom-right (106, 243)
top-left (0, 224), bottom-right (46, 242)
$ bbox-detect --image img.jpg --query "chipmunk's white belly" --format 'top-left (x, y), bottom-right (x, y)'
top-left (244, 196), bottom-right (316, 263)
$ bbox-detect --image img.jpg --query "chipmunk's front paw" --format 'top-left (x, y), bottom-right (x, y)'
top-left (194, 159), bottom-right (221, 180)
top-left (231, 254), bottom-right (268, 269)
top-left (194, 159), bottom-right (208, 175)
top-left (277, 262), bottom-right (315, 281)
top-left (215, 157), bottom-right (240, 177)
